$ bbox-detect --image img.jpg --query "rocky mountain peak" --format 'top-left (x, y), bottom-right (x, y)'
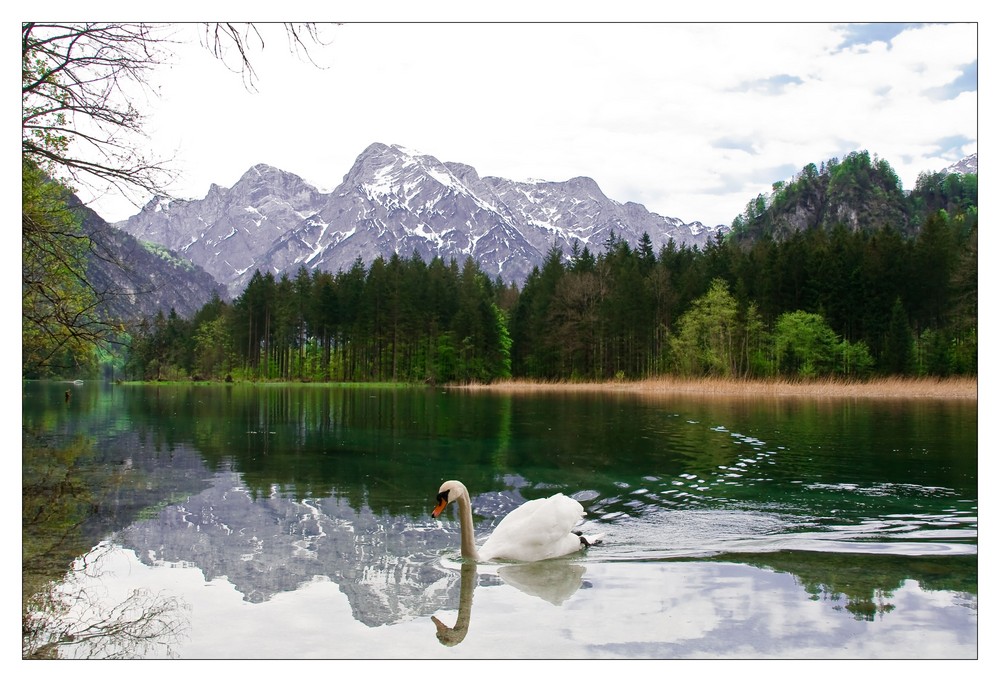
top-left (118, 142), bottom-right (727, 298)
top-left (442, 162), bottom-right (481, 185)
top-left (944, 153), bottom-right (977, 175)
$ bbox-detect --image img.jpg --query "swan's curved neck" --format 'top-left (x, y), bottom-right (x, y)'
top-left (454, 486), bottom-right (481, 561)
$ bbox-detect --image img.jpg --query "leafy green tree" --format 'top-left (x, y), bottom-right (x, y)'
top-left (230, 270), bottom-right (277, 376)
top-left (600, 238), bottom-right (652, 377)
top-left (335, 258), bottom-right (367, 380)
top-left (838, 338), bottom-right (875, 377)
top-left (452, 257), bottom-right (500, 382)
top-left (492, 303), bottom-right (513, 379)
top-left (423, 257), bottom-right (459, 383)
top-left (773, 311), bottom-right (841, 377)
top-left (22, 161), bottom-right (110, 376)
top-left (23, 23), bottom-right (328, 380)
top-left (909, 211), bottom-right (957, 331)
top-left (308, 270), bottom-right (338, 379)
top-left (568, 240), bottom-right (596, 273)
top-left (193, 316), bottom-right (233, 378)
top-left (910, 170), bottom-right (978, 222)
top-left (637, 232), bottom-right (655, 274)
top-left (134, 308), bottom-right (193, 380)
top-left (743, 301), bottom-right (771, 377)
top-left (670, 279), bottom-right (741, 376)
top-left (915, 328), bottom-right (952, 377)
top-left (860, 225), bottom-right (910, 361)
top-left (645, 262), bottom-right (678, 374)
top-left (770, 310), bottom-right (873, 378)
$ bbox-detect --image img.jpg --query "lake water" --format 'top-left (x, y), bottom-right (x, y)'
top-left (21, 382), bottom-right (978, 659)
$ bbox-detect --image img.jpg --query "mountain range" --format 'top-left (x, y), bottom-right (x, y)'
top-left (71, 195), bottom-right (222, 321)
top-left (116, 142), bottom-right (726, 297)
top-left (99, 145), bottom-right (977, 318)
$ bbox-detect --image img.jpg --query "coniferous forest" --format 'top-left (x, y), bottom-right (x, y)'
top-left (19, 25), bottom-right (978, 387)
top-left (121, 152), bottom-right (977, 384)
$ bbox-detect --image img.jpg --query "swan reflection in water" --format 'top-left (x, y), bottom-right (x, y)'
top-left (431, 560), bottom-right (588, 647)
top-left (432, 563), bottom-right (477, 647)
top-left (429, 480), bottom-right (600, 647)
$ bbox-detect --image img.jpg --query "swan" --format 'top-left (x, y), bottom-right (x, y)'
top-left (431, 480), bottom-right (604, 562)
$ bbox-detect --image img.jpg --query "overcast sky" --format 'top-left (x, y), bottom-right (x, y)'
top-left (79, 21), bottom-right (978, 228)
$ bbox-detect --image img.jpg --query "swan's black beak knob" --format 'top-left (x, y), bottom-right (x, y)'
top-left (432, 491), bottom-right (448, 518)
top-left (432, 500), bottom-right (446, 518)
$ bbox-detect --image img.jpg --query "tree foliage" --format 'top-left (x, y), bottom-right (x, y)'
top-left (670, 279), bottom-right (742, 376)
top-left (773, 310), bottom-right (873, 378)
top-left (126, 173), bottom-right (975, 384)
top-left (729, 150), bottom-right (968, 241)
top-left (21, 22), bottom-right (329, 378)
top-left (126, 258), bottom-right (513, 384)
top-left (22, 22), bottom-right (328, 201)
top-left (22, 160), bottom-right (119, 376)
top-left (22, 22), bottom-right (175, 199)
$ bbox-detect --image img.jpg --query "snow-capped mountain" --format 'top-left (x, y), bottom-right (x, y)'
top-left (944, 153), bottom-right (977, 175)
top-left (116, 163), bottom-right (325, 296)
top-left (117, 143), bottom-right (727, 297)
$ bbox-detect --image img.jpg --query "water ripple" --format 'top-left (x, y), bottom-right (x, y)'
top-left (586, 505), bottom-right (977, 561)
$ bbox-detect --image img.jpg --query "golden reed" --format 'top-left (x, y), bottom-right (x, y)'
top-left (454, 376), bottom-right (977, 400)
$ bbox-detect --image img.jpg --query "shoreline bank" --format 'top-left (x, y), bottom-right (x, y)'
top-left (455, 376), bottom-right (978, 400)
top-left (80, 376), bottom-right (978, 400)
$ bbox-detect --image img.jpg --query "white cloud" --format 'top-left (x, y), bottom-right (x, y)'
top-left (76, 22), bottom-right (977, 228)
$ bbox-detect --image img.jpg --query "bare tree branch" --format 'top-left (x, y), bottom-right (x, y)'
top-left (21, 22), bottom-right (332, 375)
top-left (22, 22), bottom-right (177, 199)
top-left (23, 22), bottom-right (332, 201)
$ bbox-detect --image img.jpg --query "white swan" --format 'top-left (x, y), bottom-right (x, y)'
top-left (431, 480), bottom-right (604, 562)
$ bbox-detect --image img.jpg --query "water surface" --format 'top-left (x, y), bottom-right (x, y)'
top-left (22, 382), bottom-right (977, 658)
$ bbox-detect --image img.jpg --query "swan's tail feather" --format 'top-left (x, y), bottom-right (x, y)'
top-left (574, 530), bottom-right (605, 548)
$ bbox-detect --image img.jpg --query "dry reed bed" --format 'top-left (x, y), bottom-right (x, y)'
top-left (456, 376), bottom-right (977, 400)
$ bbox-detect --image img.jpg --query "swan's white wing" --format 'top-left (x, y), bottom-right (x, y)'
top-left (478, 493), bottom-right (586, 562)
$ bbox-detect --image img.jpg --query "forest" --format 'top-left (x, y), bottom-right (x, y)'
top-left (24, 134), bottom-right (976, 385)
top-left (20, 24), bottom-right (978, 387)
top-left (119, 153), bottom-right (977, 384)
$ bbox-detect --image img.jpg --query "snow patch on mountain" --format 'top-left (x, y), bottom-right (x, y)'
top-left (117, 143), bottom-right (728, 297)
top-left (943, 153), bottom-right (977, 175)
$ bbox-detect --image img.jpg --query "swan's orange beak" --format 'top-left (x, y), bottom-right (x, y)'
top-left (431, 499), bottom-right (447, 518)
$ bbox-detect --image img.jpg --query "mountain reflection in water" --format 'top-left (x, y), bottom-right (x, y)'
top-left (21, 382), bottom-right (976, 658)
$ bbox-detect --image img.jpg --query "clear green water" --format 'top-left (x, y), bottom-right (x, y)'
top-left (22, 382), bottom-right (977, 659)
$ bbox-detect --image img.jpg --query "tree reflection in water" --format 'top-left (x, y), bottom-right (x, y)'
top-left (714, 550), bottom-right (977, 623)
top-left (24, 545), bottom-right (188, 658)
top-left (20, 384), bottom-right (977, 657)
top-left (22, 432), bottom-right (189, 659)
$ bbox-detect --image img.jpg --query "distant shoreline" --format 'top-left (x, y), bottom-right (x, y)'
top-left (84, 376), bottom-right (978, 400)
top-left (455, 376), bottom-right (978, 400)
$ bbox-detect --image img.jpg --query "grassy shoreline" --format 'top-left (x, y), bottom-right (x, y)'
top-left (99, 376), bottom-right (977, 400)
top-left (455, 376), bottom-right (978, 400)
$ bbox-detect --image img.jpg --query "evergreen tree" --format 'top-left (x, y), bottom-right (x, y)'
top-left (114, 154), bottom-right (976, 384)
top-left (510, 247), bottom-right (565, 378)
top-left (884, 297), bottom-right (914, 375)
